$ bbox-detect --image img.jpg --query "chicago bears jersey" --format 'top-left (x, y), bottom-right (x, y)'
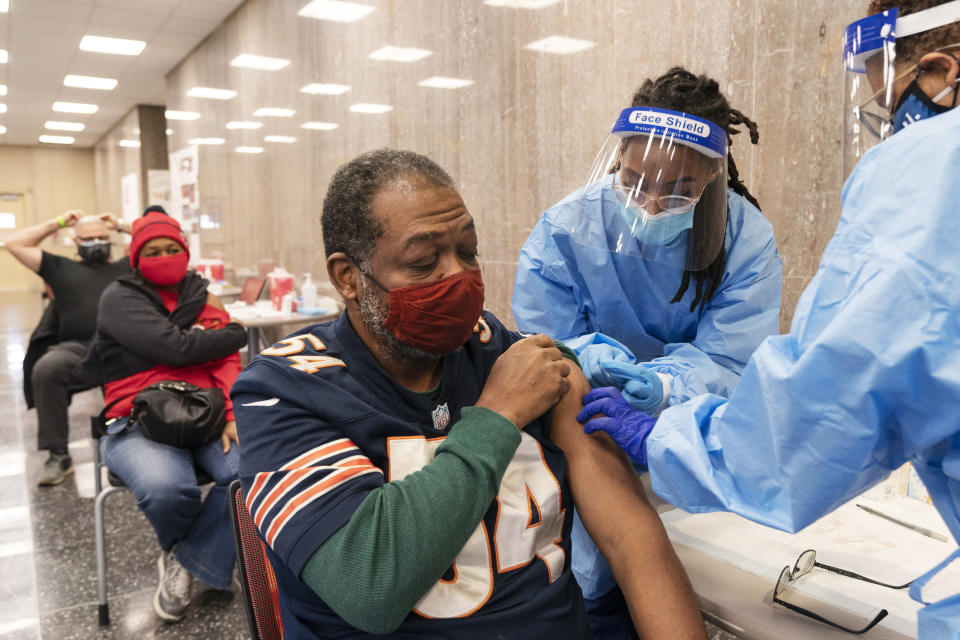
top-left (233, 310), bottom-right (591, 639)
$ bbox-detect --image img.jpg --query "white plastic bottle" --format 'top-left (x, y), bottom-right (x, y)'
top-left (301, 273), bottom-right (318, 310)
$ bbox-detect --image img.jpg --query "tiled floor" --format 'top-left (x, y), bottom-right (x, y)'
top-left (0, 291), bottom-right (248, 640)
top-left (0, 290), bottom-right (736, 640)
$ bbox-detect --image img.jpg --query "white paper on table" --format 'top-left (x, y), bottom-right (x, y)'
top-left (661, 497), bottom-right (956, 636)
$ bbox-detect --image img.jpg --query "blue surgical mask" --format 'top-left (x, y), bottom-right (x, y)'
top-left (893, 77), bottom-right (957, 133)
top-left (617, 200), bottom-right (694, 247)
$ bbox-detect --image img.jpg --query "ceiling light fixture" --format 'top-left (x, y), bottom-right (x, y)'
top-left (54, 101), bottom-right (98, 114)
top-left (119, 139), bottom-right (141, 148)
top-left (418, 76), bottom-right (474, 89)
top-left (349, 103), bottom-right (393, 114)
top-left (166, 129), bottom-right (173, 135)
top-left (44, 121), bottom-right (85, 131)
top-left (230, 54), bottom-right (291, 71)
top-left (253, 107), bottom-right (296, 117)
top-left (187, 87), bottom-right (237, 100)
top-left (264, 135), bottom-right (297, 143)
top-left (39, 135), bottom-right (75, 145)
top-left (64, 74), bottom-right (118, 90)
top-left (235, 146), bottom-right (264, 154)
top-left (165, 110), bottom-right (200, 120)
top-left (0, 50), bottom-right (7, 64)
top-left (226, 121), bottom-right (263, 130)
top-left (0, 1), bottom-right (8, 13)
top-left (0, 85), bottom-right (6, 96)
top-left (301, 121), bottom-right (339, 130)
top-left (369, 46), bottom-right (432, 63)
top-left (79, 35), bottom-right (146, 56)
top-left (188, 137), bottom-right (226, 145)
top-left (300, 83), bottom-right (350, 95)
top-left (297, 0), bottom-right (374, 23)
top-left (0, 125), bottom-right (6, 135)
top-left (0, 104), bottom-right (6, 114)
top-left (523, 35), bottom-right (596, 55)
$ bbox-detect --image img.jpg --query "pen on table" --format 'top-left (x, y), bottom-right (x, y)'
top-left (856, 503), bottom-right (949, 542)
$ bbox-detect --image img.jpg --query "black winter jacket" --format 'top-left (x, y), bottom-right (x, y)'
top-left (75, 271), bottom-right (246, 386)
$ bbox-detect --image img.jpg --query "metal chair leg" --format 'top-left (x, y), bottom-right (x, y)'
top-left (94, 485), bottom-right (122, 626)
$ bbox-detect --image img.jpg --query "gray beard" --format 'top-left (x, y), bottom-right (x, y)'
top-left (357, 278), bottom-right (439, 364)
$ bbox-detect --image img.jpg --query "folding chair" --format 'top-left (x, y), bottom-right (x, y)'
top-left (92, 416), bottom-right (213, 626)
top-left (92, 415), bottom-right (127, 626)
top-left (229, 480), bottom-right (285, 640)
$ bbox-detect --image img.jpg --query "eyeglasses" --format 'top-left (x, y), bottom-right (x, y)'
top-left (612, 171), bottom-right (707, 215)
top-left (773, 549), bottom-right (915, 634)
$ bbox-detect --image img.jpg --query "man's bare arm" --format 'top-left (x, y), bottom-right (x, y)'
top-left (550, 368), bottom-right (706, 640)
top-left (5, 210), bottom-right (82, 273)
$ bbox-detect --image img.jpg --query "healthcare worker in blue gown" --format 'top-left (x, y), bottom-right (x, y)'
top-left (575, 3), bottom-right (960, 638)
top-left (513, 68), bottom-right (783, 639)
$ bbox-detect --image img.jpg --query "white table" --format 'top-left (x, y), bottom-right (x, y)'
top-left (646, 477), bottom-right (955, 639)
top-left (208, 283), bottom-right (243, 303)
top-left (227, 299), bottom-right (340, 355)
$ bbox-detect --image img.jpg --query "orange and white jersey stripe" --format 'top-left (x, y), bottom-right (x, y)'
top-left (246, 438), bottom-right (383, 549)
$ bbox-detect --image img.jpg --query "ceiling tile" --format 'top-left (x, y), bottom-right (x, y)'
top-left (93, 0), bottom-right (180, 14)
top-left (87, 7), bottom-right (166, 32)
top-left (16, 0), bottom-right (93, 21)
top-left (162, 16), bottom-right (219, 37)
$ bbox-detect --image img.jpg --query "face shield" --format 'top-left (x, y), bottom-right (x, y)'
top-left (564, 107), bottom-right (728, 272)
top-left (843, 2), bottom-right (960, 177)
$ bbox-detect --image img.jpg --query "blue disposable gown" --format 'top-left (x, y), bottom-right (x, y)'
top-left (647, 106), bottom-right (960, 638)
top-left (513, 185), bottom-right (782, 407)
top-left (513, 183), bottom-right (782, 598)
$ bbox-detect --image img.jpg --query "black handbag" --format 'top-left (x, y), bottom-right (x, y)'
top-left (130, 381), bottom-right (227, 448)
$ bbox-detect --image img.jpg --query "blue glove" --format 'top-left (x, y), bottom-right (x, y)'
top-left (577, 387), bottom-right (657, 468)
top-left (578, 343), bottom-right (632, 388)
top-left (597, 360), bottom-right (664, 414)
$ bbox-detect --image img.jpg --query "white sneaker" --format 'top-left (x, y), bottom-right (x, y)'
top-left (153, 549), bottom-right (192, 622)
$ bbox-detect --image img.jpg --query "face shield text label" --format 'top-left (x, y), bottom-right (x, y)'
top-left (627, 110), bottom-right (710, 137)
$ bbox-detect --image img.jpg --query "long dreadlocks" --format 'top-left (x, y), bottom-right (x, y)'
top-left (630, 67), bottom-right (761, 313)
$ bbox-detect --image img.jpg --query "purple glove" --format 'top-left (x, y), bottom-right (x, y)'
top-left (576, 386), bottom-right (657, 468)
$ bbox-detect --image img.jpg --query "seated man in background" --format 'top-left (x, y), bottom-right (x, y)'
top-left (233, 148), bottom-right (706, 639)
top-left (8, 210), bottom-right (129, 486)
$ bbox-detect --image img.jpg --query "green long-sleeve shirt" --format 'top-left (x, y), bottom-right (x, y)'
top-left (301, 406), bottom-right (520, 634)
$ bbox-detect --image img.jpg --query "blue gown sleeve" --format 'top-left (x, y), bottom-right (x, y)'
top-left (642, 198), bottom-right (782, 405)
top-left (647, 198), bottom-right (960, 536)
top-left (513, 214), bottom-right (593, 342)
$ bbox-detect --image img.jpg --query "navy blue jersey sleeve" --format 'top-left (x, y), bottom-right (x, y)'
top-left (233, 355), bottom-right (385, 574)
top-left (474, 310), bottom-right (578, 366)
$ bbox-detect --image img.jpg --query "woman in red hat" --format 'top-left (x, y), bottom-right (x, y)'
top-left (78, 211), bottom-right (246, 623)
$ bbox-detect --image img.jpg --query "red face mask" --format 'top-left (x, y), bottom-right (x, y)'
top-left (139, 253), bottom-right (189, 287)
top-left (376, 270), bottom-right (485, 355)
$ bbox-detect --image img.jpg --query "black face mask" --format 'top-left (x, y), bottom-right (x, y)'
top-left (78, 240), bottom-right (112, 264)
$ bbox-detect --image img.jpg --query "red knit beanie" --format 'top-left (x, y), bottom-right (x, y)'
top-left (129, 212), bottom-right (190, 268)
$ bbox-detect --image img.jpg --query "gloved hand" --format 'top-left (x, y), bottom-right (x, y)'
top-left (578, 344), bottom-right (632, 388)
top-left (577, 387), bottom-right (657, 468)
top-left (596, 359), bottom-right (664, 414)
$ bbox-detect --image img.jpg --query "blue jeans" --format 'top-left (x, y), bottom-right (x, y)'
top-left (101, 418), bottom-right (238, 589)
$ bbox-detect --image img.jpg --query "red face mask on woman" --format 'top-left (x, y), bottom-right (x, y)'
top-left (139, 253), bottom-right (190, 287)
top-left (371, 269), bottom-right (485, 355)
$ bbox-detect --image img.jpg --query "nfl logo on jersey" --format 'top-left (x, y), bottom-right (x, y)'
top-left (431, 403), bottom-right (450, 431)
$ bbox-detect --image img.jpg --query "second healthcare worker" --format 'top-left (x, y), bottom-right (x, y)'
top-left (512, 68), bottom-right (782, 638)
top-left (576, 1), bottom-right (960, 637)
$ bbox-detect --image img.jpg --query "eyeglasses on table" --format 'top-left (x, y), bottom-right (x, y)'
top-left (772, 548), bottom-right (915, 635)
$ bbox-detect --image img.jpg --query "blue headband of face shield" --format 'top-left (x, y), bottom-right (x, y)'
top-left (609, 107), bottom-right (725, 246)
top-left (844, 4), bottom-right (960, 136)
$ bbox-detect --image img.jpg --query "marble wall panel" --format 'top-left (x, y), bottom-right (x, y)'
top-left (158, 0), bottom-right (872, 331)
